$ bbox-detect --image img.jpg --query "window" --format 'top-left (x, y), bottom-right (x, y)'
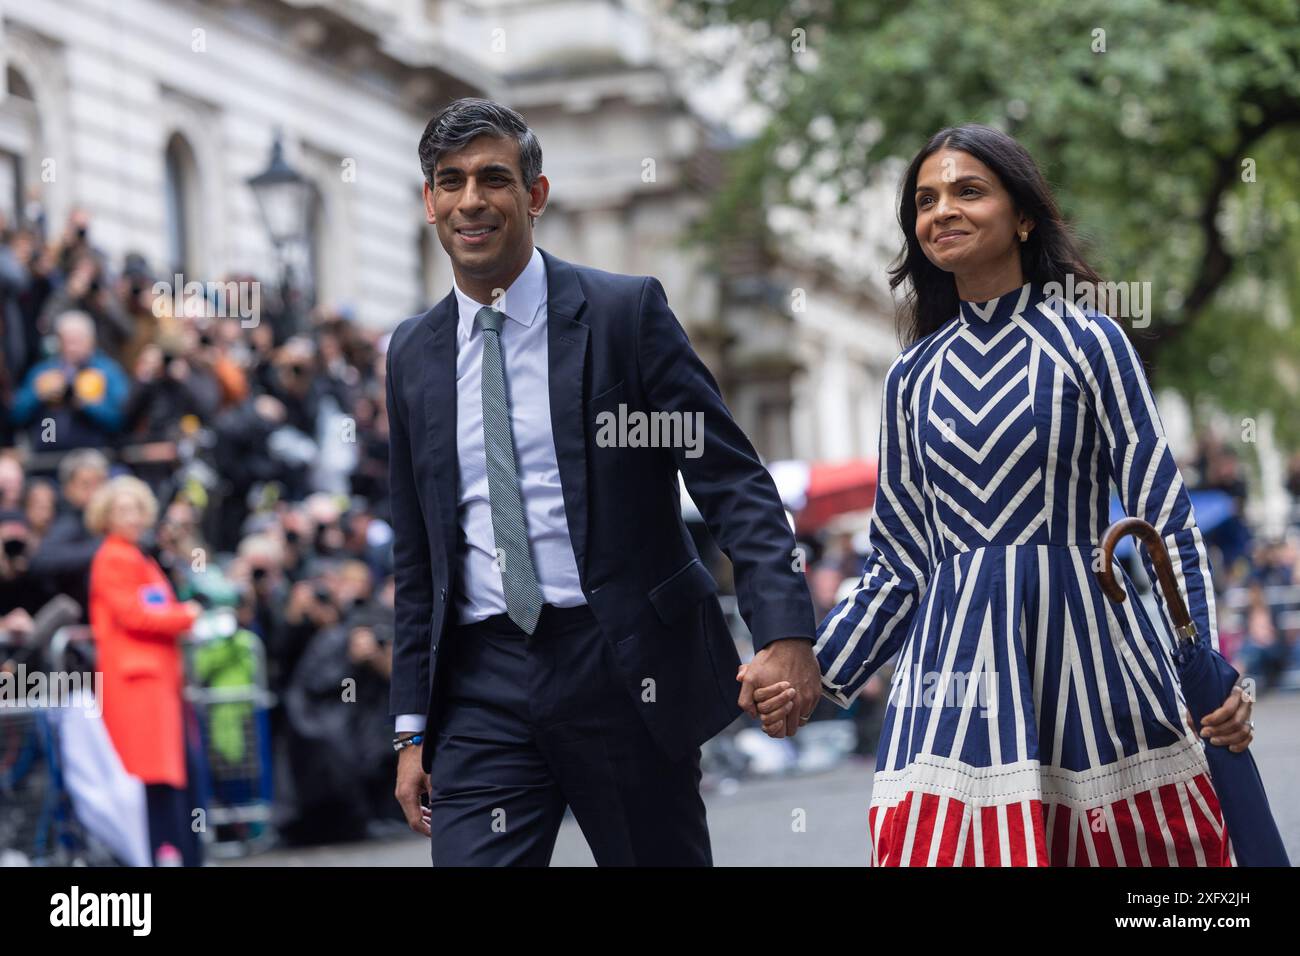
top-left (0, 150), bottom-right (19, 224)
top-left (0, 66), bottom-right (37, 226)
top-left (163, 133), bottom-right (199, 275)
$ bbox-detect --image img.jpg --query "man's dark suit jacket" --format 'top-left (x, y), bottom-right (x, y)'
top-left (386, 248), bottom-right (815, 772)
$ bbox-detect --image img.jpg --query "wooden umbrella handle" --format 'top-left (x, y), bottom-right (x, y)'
top-left (1098, 517), bottom-right (1195, 632)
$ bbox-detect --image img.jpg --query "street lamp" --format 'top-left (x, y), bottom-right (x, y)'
top-left (247, 130), bottom-right (315, 338)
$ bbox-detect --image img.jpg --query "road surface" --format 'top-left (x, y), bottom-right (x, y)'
top-left (222, 691), bottom-right (1300, 866)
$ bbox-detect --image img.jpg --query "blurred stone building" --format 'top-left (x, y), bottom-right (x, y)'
top-left (0, 0), bottom-right (896, 464)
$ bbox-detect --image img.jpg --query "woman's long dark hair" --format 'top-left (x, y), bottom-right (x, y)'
top-left (888, 124), bottom-right (1102, 346)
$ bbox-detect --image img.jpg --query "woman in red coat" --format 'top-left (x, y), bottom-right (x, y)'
top-left (86, 475), bottom-right (201, 865)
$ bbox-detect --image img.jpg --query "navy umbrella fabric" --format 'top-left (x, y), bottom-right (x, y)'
top-left (1099, 517), bottom-right (1290, 867)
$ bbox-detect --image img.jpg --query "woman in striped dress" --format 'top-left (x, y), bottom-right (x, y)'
top-left (749, 124), bottom-right (1255, 866)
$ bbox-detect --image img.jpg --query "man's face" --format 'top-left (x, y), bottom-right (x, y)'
top-left (59, 326), bottom-right (94, 366)
top-left (65, 466), bottom-right (106, 510)
top-left (0, 460), bottom-right (23, 505)
top-left (424, 134), bottom-right (548, 290)
top-left (158, 503), bottom-right (194, 547)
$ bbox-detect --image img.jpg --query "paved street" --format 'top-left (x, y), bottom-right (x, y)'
top-left (222, 691), bottom-right (1300, 867)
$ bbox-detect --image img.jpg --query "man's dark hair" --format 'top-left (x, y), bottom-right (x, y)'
top-left (418, 97), bottom-right (542, 190)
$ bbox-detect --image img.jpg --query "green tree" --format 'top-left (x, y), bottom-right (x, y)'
top-left (674, 0), bottom-right (1300, 441)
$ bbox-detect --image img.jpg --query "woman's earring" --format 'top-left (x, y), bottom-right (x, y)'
top-left (1018, 229), bottom-right (1028, 242)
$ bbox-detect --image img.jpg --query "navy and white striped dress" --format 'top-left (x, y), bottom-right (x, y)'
top-left (815, 281), bottom-right (1231, 866)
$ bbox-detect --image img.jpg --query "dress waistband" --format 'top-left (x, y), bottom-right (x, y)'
top-left (934, 541), bottom-right (1102, 565)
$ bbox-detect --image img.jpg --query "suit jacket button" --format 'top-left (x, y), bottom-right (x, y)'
top-left (439, 587), bottom-right (447, 600)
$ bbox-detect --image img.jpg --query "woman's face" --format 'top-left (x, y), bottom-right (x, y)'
top-left (914, 148), bottom-right (1027, 281)
top-left (108, 493), bottom-right (148, 543)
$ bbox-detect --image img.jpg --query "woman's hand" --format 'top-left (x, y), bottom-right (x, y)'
top-left (736, 639), bottom-right (821, 738)
top-left (1186, 684), bottom-right (1254, 753)
top-left (737, 664), bottom-right (799, 738)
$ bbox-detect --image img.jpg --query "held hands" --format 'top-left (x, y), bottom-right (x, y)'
top-left (1186, 684), bottom-right (1255, 754)
top-left (736, 637), bottom-right (821, 739)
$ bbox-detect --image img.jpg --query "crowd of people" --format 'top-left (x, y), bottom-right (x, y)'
top-left (1184, 433), bottom-right (1300, 691)
top-left (0, 208), bottom-right (404, 857)
top-left (3, 207), bottom-right (1297, 861)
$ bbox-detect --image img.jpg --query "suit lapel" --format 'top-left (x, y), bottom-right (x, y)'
top-left (540, 248), bottom-right (591, 578)
top-left (421, 292), bottom-right (460, 569)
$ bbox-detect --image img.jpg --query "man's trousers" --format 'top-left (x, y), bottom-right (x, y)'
top-left (426, 603), bottom-right (712, 866)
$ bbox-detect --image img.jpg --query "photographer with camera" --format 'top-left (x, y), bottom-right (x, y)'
top-left (281, 562), bottom-right (401, 843)
top-left (38, 213), bottom-right (132, 365)
top-left (124, 341), bottom-right (216, 443)
top-left (27, 449), bottom-right (108, 618)
top-left (226, 532), bottom-right (289, 645)
top-left (273, 563), bottom-right (343, 697)
top-left (0, 508), bottom-right (40, 616)
top-left (9, 311), bottom-right (129, 456)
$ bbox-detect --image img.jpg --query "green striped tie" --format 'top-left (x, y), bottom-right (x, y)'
top-left (476, 306), bottom-right (543, 634)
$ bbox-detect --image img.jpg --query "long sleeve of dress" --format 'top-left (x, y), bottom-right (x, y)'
top-left (815, 353), bottom-right (934, 706)
top-left (1070, 307), bottom-right (1220, 653)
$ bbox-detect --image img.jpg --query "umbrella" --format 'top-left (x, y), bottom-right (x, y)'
top-left (1105, 490), bottom-right (1236, 560)
top-left (766, 459), bottom-right (878, 534)
top-left (1186, 489), bottom-right (1238, 534)
top-left (1098, 516), bottom-right (1291, 867)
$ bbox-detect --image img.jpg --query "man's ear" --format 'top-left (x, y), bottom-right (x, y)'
top-left (422, 181), bottom-right (436, 225)
top-left (528, 174), bottom-right (550, 222)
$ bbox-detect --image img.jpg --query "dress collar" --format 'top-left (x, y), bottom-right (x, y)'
top-left (958, 280), bottom-right (1041, 324)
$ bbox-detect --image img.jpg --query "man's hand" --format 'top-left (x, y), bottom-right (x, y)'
top-left (736, 637), bottom-right (820, 738)
top-left (395, 741), bottom-right (432, 836)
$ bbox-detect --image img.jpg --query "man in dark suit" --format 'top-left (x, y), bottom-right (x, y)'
top-left (388, 98), bottom-right (819, 866)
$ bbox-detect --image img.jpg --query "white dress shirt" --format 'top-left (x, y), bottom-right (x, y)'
top-left (396, 246), bottom-right (585, 734)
